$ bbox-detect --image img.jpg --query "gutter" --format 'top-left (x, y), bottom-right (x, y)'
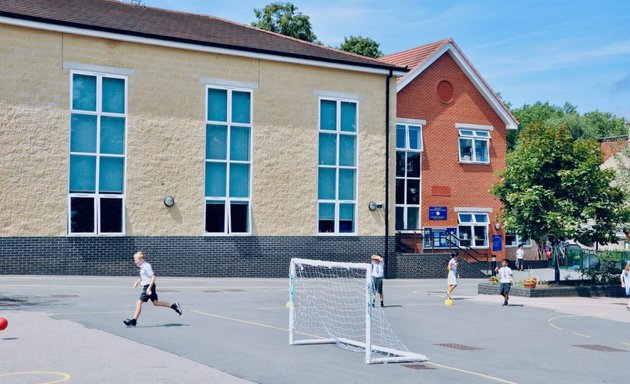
top-left (384, 69), bottom-right (393, 277)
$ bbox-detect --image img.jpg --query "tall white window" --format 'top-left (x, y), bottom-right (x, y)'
top-left (68, 72), bottom-right (126, 235)
top-left (318, 98), bottom-right (358, 234)
top-left (457, 212), bottom-right (489, 248)
top-left (458, 129), bottom-right (490, 163)
top-left (506, 234), bottom-right (532, 247)
top-left (395, 123), bottom-right (423, 231)
top-left (205, 86), bottom-right (252, 234)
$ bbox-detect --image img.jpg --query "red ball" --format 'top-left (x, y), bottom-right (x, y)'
top-left (0, 317), bottom-right (7, 331)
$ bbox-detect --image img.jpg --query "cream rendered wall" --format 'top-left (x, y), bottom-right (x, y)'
top-left (0, 24), bottom-right (394, 237)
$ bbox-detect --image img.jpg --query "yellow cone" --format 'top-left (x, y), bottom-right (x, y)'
top-left (444, 298), bottom-right (454, 306)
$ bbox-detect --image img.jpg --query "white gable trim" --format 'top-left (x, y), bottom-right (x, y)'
top-left (396, 43), bottom-right (518, 130)
top-left (0, 16), bottom-right (406, 77)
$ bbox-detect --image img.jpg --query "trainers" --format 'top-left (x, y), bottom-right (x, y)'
top-left (502, 301), bottom-right (508, 306)
top-left (173, 302), bottom-right (182, 316)
top-left (123, 318), bottom-right (136, 327)
top-left (380, 301), bottom-right (384, 308)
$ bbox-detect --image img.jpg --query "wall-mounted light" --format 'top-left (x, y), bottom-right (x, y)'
top-left (164, 195), bottom-right (175, 207)
top-left (494, 222), bottom-right (501, 230)
top-left (368, 201), bottom-right (384, 211)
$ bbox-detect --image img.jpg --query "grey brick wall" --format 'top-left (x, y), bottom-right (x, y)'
top-left (0, 236), bottom-right (488, 278)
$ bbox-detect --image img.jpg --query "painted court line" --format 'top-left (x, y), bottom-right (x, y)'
top-left (0, 371), bottom-right (72, 384)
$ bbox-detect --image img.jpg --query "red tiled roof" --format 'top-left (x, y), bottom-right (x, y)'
top-left (599, 137), bottom-right (629, 162)
top-left (379, 38), bottom-right (451, 70)
top-left (0, 0), bottom-right (405, 73)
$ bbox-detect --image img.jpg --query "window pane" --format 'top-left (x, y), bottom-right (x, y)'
top-left (458, 226), bottom-right (472, 247)
top-left (407, 153), bottom-right (420, 178)
top-left (459, 129), bottom-right (473, 137)
top-left (396, 152), bottom-right (406, 177)
top-left (205, 162), bottom-right (226, 197)
top-left (72, 74), bottom-right (96, 111)
top-left (208, 88), bottom-right (228, 122)
top-left (319, 133), bottom-right (337, 166)
top-left (474, 226), bottom-right (487, 246)
top-left (232, 91), bottom-right (251, 124)
top-left (460, 138), bottom-right (472, 160)
top-left (230, 201), bottom-right (249, 232)
top-left (395, 207), bottom-right (404, 230)
top-left (396, 179), bottom-right (405, 204)
top-left (318, 168), bottom-right (336, 199)
top-left (406, 179), bottom-right (419, 205)
top-left (409, 125), bottom-right (421, 150)
top-left (70, 197), bottom-right (94, 233)
top-left (70, 155), bottom-right (96, 193)
top-left (339, 135), bottom-right (356, 166)
top-left (205, 201), bottom-right (225, 233)
top-left (396, 125), bottom-right (405, 149)
top-left (340, 102), bottom-right (356, 132)
top-left (476, 131), bottom-right (490, 137)
top-left (320, 100), bottom-right (336, 131)
top-left (339, 203), bottom-right (354, 233)
top-left (506, 234), bottom-right (517, 247)
top-left (318, 203), bottom-right (334, 233)
top-left (100, 198), bottom-right (123, 233)
top-left (206, 124), bottom-right (227, 160)
top-left (474, 214), bottom-right (488, 223)
top-left (102, 77), bottom-right (125, 113)
top-left (230, 126), bottom-right (250, 161)
top-left (475, 140), bottom-right (488, 162)
top-left (229, 163), bottom-right (249, 198)
top-left (99, 157), bottom-right (124, 193)
top-left (407, 207), bottom-right (419, 230)
top-left (70, 114), bottom-right (97, 153)
top-left (458, 213), bottom-right (472, 223)
top-left (100, 116), bottom-right (125, 155)
top-left (338, 169), bottom-right (355, 200)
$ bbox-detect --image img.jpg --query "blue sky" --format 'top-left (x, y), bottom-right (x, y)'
top-left (145, 0), bottom-right (629, 120)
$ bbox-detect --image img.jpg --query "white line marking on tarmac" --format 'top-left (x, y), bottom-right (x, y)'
top-left (573, 332), bottom-right (590, 338)
top-left (0, 371), bottom-right (71, 383)
top-left (51, 310), bottom-right (128, 316)
top-left (426, 362), bottom-right (520, 384)
top-left (192, 309), bottom-right (518, 383)
top-left (547, 314), bottom-right (582, 331)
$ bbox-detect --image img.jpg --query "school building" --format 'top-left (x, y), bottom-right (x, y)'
top-left (0, 0), bottom-right (516, 278)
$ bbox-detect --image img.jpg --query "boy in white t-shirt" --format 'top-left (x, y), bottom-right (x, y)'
top-left (621, 261), bottom-right (630, 310)
top-left (495, 259), bottom-right (514, 306)
top-left (371, 254), bottom-right (385, 307)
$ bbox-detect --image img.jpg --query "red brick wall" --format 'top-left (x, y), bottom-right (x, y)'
top-left (397, 52), bottom-right (508, 259)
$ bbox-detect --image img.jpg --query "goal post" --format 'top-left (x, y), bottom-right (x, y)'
top-left (288, 258), bottom-right (428, 364)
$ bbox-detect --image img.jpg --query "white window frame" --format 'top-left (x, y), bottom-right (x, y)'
top-left (457, 125), bottom-right (491, 164)
top-left (395, 120), bottom-right (423, 232)
top-left (317, 97), bottom-right (359, 235)
top-left (67, 70), bottom-right (127, 236)
top-left (457, 212), bottom-right (489, 248)
top-left (204, 85), bottom-right (254, 236)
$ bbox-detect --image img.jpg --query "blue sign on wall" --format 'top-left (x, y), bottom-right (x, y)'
top-left (492, 234), bottom-right (503, 251)
top-left (429, 206), bottom-right (447, 220)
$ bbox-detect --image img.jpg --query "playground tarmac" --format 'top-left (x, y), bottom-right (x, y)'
top-left (1, 270), bottom-right (628, 384)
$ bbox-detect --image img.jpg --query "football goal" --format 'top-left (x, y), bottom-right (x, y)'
top-left (288, 258), bottom-right (427, 364)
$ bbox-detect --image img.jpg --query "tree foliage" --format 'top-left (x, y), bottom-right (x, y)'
top-left (508, 101), bottom-right (627, 151)
top-left (338, 36), bottom-right (383, 58)
top-left (252, 2), bottom-right (317, 43)
top-left (492, 122), bottom-right (629, 247)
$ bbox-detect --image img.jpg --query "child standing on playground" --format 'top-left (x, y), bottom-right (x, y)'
top-left (371, 254), bottom-right (385, 307)
top-left (495, 259), bottom-right (514, 306)
top-left (446, 253), bottom-right (459, 300)
top-left (124, 251), bottom-right (182, 327)
top-left (621, 261), bottom-right (630, 310)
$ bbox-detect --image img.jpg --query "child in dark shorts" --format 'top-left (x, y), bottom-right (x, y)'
top-left (495, 259), bottom-right (513, 306)
top-left (124, 251), bottom-right (182, 327)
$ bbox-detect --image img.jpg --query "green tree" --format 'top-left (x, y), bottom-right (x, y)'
top-left (339, 36), bottom-right (383, 58)
top-left (252, 2), bottom-right (317, 43)
top-left (508, 102), bottom-right (626, 151)
top-left (492, 122), bottom-right (628, 282)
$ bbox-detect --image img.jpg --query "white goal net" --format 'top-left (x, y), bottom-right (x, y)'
top-left (289, 258), bottom-right (427, 364)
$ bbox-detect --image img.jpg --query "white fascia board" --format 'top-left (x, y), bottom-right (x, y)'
top-left (396, 42), bottom-right (518, 130)
top-left (454, 207), bottom-right (493, 213)
top-left (0, 16), bottom-right (406, 77)
top-left (397, 118), bottom-right (427, 126)
top-left (455, 123), bottom-right (494, 131)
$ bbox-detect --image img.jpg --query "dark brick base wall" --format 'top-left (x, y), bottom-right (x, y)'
top-left (0, 236), bottom-right (390, 277)
top-left (0, 236), bottom-right (488, 278)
